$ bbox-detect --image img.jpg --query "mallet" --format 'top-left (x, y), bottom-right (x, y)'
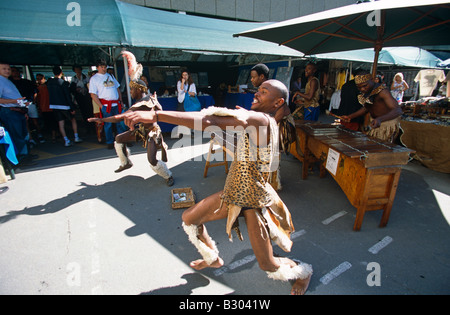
top-left (325, 110), bottom-right (345, 120)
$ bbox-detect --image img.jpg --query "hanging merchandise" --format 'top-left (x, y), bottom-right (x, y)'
top-left (336, 69), bottom-right (347, 90)
top-left (414, 69), bottom-right (446, 97)
top-left (329, 89), bottom-right (342, 111)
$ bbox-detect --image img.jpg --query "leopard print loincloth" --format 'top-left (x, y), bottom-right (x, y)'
top-left (219, 114), bottom-right (294, 252)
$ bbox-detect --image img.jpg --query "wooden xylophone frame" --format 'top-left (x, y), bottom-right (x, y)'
top-left (291, 122), bottom-right (414, 231)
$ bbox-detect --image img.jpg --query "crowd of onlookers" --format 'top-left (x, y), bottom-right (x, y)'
top-left (0, 60), bottom-right (129, 168)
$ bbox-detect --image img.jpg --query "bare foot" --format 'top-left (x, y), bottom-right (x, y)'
top-left (291, 274), bottom-right (311, 295)
top-left (190, 257), bottom-right (224, 270)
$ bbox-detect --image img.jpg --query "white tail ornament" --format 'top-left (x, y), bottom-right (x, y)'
top-left (122, 50), bottom-right (143, 81)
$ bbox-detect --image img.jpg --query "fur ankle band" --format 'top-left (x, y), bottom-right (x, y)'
top-left (182, 222), bottom-right (219, 266)
top-left (150, 160), bottom-right (172, 179)
top-left (267, 262), bottom-right (313, 281)
top-left (114, 141), bottom-right (130, 166)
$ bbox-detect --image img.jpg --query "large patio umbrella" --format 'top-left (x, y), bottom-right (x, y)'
top-left (234, 0), bottom-right (450, 75)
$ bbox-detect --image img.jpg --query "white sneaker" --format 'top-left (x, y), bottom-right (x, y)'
top-left (74, 137), bottom-right (83, 143)
top-left (65, 140), bottom-right (73, 147)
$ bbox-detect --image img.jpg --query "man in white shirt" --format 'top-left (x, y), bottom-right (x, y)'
top-left (89, 59), bottom-right (127, 149)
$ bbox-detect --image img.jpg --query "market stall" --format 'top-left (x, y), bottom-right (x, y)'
top-left (157, 95), bottom-right (215, 133)
top-left (224, 92), bottom-right (254, 110)
top-left (400, 97), bottom-right (450, 173)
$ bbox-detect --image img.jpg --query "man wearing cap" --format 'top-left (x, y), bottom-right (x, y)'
top-left (341, 72), bottom-right (402, 143)
top-left (89, 59), bottom-right (127, 149)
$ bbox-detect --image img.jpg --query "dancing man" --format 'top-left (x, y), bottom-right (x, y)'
top-left (88, 52), bottom-right (174, 186)
top-left (115, 79), bottom-right (312, 295)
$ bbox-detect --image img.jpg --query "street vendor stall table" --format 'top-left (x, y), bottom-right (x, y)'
top-left (399, 97), bottom-right (450, 173)
top-left (224, 92), bottom-right (254, 110)
top-left (158, 95), bottom-right (215, 132)
top-left (400, 120), bottom-right (450, 173)
top-left (290, 122), bottom-right (413, 230)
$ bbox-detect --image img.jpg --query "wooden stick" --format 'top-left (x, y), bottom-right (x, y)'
top-left (326, 110), bottom-right (344, 120)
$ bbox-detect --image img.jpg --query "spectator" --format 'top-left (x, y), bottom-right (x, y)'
top-left (47, 66), bottom-right (82, 147)
top-left (70, 65), bottom-right (93, 134)
top-left (88, 69), bottom-right (104, 143)
top-left (390, 72), bottom-right (409, 104)
top-left (89, 59), bottom-right (126, 149)
top-left (35, 74), bottom-right (57, 142)
top-left (0, 62), bottom-right (32, 164)
top-left (176, 70), bottom-right (197, 112)
top-left (10, 66), bottom-right (44, 144)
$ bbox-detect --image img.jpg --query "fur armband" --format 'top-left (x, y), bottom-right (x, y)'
top-left (201, 106), bottom-right (239, 117)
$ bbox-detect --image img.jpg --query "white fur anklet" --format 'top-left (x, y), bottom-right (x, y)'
top-left (182, 222), bottom-right (219, 266)
top-left (150, 160), bottom-right (172, 179)
top-left (267, 262), bottom-right (313, 281)
top-left (114, 141), bottom-right (131, 166)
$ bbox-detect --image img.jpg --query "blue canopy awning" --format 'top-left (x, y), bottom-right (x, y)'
top-left (0, 0), bottom-right (126, 46)
top-left (0, 0), bottom-right (302, 65)
top-left (116, 1), bottom-right (301, 57)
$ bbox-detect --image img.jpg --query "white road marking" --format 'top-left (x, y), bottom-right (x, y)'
top-left (213, 255), bottom-right (256, 276)
top-left (291, 229), bottom-right (306, 240)
top-left (322, 211), bottom-right (347, 225)
top-left (320, 261), bottom-right (352, 285)
top-left (368, 236), bottom-right (393, 254)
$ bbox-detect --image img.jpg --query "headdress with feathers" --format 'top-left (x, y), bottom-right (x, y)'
top-left (122, 50), bottom-right (143, 81)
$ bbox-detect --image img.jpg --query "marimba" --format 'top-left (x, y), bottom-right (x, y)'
top-left (291, 122), bottom-right (413, 231)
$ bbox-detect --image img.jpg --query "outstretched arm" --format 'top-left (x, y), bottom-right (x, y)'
top-left (114, 108), bottom-right (271, 146)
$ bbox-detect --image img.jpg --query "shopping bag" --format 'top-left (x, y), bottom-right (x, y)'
top-left (183, 94), bottom-right (201, 112)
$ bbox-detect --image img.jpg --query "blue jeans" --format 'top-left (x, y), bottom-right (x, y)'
top-left (101, 106), bottom-right (127, 144)
top-left (0, 107), bottom-right (28, 157)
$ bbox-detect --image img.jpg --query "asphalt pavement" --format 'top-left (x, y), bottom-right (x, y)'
top-left (1, 116), bottom-right (449, 295)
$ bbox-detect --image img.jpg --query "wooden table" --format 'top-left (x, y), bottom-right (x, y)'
top-left (291, 122), bottom-right (413, 231)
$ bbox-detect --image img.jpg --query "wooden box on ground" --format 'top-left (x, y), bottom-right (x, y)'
top-left (171, 187), bottom-right (195, 209)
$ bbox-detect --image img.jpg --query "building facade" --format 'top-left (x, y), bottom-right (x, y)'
top-left (123, 0), bottom-right (357, 22)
